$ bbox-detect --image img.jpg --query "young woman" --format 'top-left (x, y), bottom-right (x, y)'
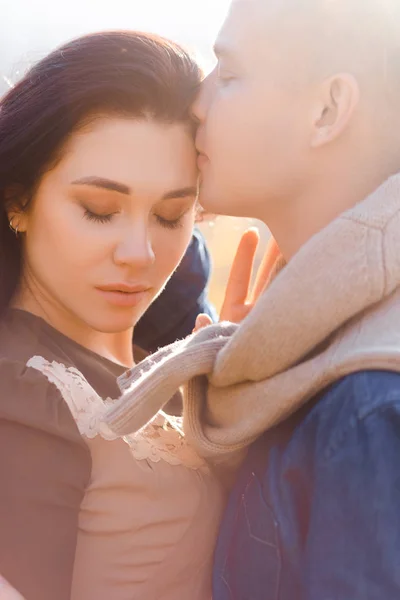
top-left (0, 31), bottom-right (225, 600)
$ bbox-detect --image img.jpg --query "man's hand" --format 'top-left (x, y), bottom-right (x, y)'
top-left (220, 228), bottom-right (279, 323)
top-left (194, 230), bottom-right (280, 331)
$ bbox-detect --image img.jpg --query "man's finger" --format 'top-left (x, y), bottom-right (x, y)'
top-left (193, 313), bottom-right (213, 333)
top-left (221, 228), bottom-right (260, 313)
top-left (250, 237), bottom-right (281, 302)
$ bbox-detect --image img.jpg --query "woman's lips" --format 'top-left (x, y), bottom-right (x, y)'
top-left (96, 286), bottom-right (151, 307)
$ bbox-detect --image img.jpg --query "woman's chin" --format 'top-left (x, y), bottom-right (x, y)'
top-left (84, 308), bottom-right (144, 335)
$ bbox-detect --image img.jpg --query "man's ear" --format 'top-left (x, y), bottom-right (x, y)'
top-left (5, 185), bottom-right (29, 234)
top-left (310, 73), bottom-right (360, 148)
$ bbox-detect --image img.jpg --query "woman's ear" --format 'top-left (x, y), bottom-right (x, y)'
top-left (310, 73), bottom-right (360, 148)
top-left (5, 185), bottom-right (29, 234)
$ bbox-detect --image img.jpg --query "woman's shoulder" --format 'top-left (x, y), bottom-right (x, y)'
top-left (0, 313), bottom-right (120, 449)
top-left (0, 309), bottom-right (71, 367)
top-left (2, 317), bottom-right (94, 449)
top-left (0, 355), bottom-right (88, 447)
top-left (0, 361), bottom-right (91, 600)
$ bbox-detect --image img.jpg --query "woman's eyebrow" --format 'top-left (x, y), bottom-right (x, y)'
top-left (161, 187), bottom-right (198, 201)
top-left (72, 178), bottom-right (197, 201)
top-left (72, 176), bottom-right (131, 195)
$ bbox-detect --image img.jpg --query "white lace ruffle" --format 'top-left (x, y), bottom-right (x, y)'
top-left (125, 413), bottom-right (204, 468)
top-left (27, 356), bottom-right (205, 470)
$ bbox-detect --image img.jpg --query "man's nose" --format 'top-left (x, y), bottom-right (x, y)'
top-left (191, 70), bottom-right (216, 124)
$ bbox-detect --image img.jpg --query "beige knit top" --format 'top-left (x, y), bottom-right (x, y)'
top-left (106, 173), bottom-right (400, 464)
top-left (0, 309), bottom-right (224, 600)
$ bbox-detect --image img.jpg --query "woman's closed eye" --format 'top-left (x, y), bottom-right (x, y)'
top-left (76, 192), bottom-right (120, 224)
top-left (83, 208), bottom-right (117, 224)
top-left (81, 204), bottom-right (194, 229)
top-left (154, 205), bottom-right (194, 230)
top-left (155, 214), bottom-right (185, 230)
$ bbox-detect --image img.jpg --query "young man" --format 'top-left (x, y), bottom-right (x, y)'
top-left (108, 1), bottom-right (400, 597)
top-left (193, 1), bottom-right (400, 597)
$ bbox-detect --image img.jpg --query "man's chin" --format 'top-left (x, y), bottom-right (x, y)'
top-left (199, 186), bottom-right (251, 219)
top-left (198, 185), bottom-right (231, 217)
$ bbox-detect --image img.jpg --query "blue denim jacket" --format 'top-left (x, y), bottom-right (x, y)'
top-left (214, 370), bottom-right (400, 600)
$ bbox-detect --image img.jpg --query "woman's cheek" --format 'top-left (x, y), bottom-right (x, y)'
top-left (155, 224), bottom-right (194, 279)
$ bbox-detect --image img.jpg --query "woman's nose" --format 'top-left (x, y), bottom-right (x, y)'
top-left (113, 225), bottom-right (155, 268)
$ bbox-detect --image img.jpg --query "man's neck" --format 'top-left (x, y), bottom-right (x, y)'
top-left (265, 164), bottom-right (399, 261)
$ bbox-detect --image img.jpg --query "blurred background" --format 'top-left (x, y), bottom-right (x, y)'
top-left (0, 0), bottom-right (270, 309)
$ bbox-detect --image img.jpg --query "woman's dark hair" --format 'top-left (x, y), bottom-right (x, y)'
top-left (0, 31), bottom-right (202, 314)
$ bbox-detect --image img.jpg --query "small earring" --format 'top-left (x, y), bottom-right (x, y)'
top-left (9, 217), bottom-right (19, 236)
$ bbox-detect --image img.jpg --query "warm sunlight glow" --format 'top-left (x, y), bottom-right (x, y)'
top-left (1, 0), bottom-right (232, 78)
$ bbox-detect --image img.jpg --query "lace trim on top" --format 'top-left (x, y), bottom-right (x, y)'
top-left (27, 356), bottom-right (205, 470)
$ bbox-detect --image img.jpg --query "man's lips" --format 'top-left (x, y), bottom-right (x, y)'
top-left (197, 152), bottom-right (209, 169)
